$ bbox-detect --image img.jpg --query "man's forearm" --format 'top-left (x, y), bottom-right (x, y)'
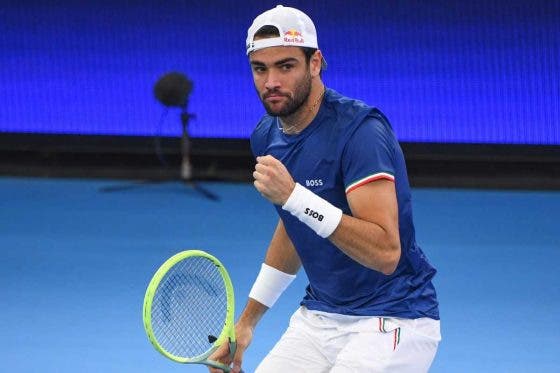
top-left (237, 298), bottom-right (269, 331)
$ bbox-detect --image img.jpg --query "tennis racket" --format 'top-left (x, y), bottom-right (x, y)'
top-left (143, 250), bottom-right (238, 372)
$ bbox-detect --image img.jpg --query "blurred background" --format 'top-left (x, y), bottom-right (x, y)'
top-left (1, 1), bottom-right (559, 372)
top-left (0, 0), bottom-right (558, 187)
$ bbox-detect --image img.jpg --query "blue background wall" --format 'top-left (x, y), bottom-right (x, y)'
top-left (1, 0), bottom-right (558, 144)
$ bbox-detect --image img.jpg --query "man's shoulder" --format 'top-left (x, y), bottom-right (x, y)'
top-left (250, 115), bottom-right (274, 139)
top-left (324, 88), bottom-right (371, 114)
top-left (250, 115), bottom-right (275, 156)
top-left (324, 89), bottom-right (389, 130)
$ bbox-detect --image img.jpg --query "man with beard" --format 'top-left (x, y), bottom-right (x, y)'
top-left (209, 5), bottom-right (441, 373)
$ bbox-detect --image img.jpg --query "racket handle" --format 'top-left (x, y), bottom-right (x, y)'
top-left (228, 340), bottom-right (245, 373)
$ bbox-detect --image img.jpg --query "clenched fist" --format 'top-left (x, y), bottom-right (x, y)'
top-left (253, 155), bottom-right (296, 205)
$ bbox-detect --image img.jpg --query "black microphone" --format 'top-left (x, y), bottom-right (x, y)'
top-left (153, 72), bottom-right (193, 108)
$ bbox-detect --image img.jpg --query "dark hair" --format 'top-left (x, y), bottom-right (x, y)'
top-left (253, 25), bottom-right (280, 39)
top-left (253, 26), bottom-right (318, 67)
top-left (301, 47), bottom-right (318, 64)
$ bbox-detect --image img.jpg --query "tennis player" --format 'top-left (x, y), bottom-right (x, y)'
top-left (210, 5), bottom-right (440, 372)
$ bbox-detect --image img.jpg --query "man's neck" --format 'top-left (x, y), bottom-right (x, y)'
top-left (280, 83), bottom-right (325, 134)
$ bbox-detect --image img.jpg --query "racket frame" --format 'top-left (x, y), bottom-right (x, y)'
top-left (143, 249), bottom-right (236, 371)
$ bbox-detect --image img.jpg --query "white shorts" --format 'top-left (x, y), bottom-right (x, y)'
top-left (255, 306), bottom-right (441, 373)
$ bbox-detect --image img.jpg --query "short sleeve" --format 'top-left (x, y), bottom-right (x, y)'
top-left (341, 117), bottom-right (396, 194)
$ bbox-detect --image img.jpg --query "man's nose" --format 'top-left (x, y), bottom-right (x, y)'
top-left (264, 71), bottom-right (281, 90)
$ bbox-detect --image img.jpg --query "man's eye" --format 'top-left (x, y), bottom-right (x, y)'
top-left (281, 64), bottom-right (293, 71)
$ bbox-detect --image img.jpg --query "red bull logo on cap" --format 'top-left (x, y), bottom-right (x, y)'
top-left (284, 29), bottom-right (304, 44)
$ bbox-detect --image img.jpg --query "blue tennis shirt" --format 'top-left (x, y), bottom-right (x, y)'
top-left (250, 88), bottom-right (439, 320)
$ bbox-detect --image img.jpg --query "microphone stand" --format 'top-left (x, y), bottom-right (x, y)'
top-left (180, 111), bottom-right (194, 181)
top-left (99, 108), bottom-right (219, 201)
top-left (179, 108), bottom-right (219, 201)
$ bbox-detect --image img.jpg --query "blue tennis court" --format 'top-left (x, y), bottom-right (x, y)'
top-left (1, 176), bottom-right (559, 372)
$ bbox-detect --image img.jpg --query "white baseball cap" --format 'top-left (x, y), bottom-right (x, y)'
top-left (246, 5), bottom-right (327, 68)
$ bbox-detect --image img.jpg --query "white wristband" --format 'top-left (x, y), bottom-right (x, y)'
top-left (249, 263), bottom-right (296, 308)
top-left (282, 183), bottom-right (343, 238)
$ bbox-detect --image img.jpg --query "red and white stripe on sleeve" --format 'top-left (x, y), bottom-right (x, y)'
top-left (345, 172), bottom-right (395, 194)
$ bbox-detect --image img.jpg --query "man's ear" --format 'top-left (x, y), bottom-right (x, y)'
top-left (310, 50), bottom-right (323, 77)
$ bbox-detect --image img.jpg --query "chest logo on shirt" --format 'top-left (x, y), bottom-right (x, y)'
top-left (305, 179), bottom-right (323, 187)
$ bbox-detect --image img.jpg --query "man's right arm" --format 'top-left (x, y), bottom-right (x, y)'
top-left (209, 219), bottom-right (301, 373)
top-left (263, 218), bottom-right (302, 274)
top-left (237, 217), bottom-right (301, 341)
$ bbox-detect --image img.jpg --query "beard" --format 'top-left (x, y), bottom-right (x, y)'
top-left (259, 72), bottom-right (312, 117)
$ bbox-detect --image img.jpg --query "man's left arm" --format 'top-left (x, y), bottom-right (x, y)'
top-left (328, 179), bottom-right (400, 275)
